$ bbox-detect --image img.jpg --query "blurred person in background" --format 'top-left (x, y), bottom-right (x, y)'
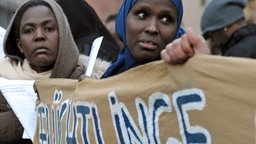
top-left (201, 0), bottom-right (256, 58)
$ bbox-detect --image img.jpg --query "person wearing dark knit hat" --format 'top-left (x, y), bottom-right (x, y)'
top-left (200, 0), bottom-right (256, 58)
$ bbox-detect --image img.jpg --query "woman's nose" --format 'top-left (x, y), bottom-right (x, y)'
top-left (145, 19), bottom-right (159, 35)
top-left (34, 29), bottom-right (46, 41)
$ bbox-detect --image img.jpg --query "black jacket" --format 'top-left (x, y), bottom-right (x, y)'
top-left (222, 24), bottom-right (256, 58)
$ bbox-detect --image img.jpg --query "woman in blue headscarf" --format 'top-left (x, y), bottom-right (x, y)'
top-left (102, 0), bottom-right (185, 78)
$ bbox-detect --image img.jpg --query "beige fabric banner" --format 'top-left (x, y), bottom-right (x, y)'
top-left (34, 54), bottom-right (256, 144)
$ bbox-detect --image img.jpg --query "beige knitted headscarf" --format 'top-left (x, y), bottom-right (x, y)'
top-left (3, 0), bottom-right (79, 78)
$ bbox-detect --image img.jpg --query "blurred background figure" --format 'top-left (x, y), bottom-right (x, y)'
top-left (104, 13), bottom-right (123, 49)
top-left (201, 0), bottom-right (256, 58)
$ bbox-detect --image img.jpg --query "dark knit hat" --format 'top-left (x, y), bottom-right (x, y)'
top-left (201, 0), bottom-right (248, 39)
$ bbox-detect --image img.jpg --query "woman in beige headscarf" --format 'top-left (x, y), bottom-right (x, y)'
top-left (0, 0), bottom-right (110, 143)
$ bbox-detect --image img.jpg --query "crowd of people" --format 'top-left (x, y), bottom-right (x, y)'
top-left (0, 0), bottom-right (255, 143)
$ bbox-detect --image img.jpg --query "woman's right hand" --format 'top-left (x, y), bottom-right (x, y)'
top-left (161, 27), bottom-right (210, 64)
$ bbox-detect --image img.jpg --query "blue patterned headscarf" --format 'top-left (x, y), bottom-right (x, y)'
top-left (102, 0), bottom-right (185, 78)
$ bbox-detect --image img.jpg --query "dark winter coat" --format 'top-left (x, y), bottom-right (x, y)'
top-left (222, 24), bottom-right (256, 58)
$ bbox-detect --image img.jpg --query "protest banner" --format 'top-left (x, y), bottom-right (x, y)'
top-left (34, 54), bottom-right (256, 144)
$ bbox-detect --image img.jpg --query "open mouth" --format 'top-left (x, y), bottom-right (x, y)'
top-left (139, 40), bottom-right (158, 50)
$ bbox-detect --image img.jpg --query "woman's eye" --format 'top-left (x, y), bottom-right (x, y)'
top-left (161, 16), bottom-right (172, 24)
top-left (24, 29), bottom-right (34, 34)
top-left (45, 27), bottom-right (54, 32)
top-left (45, 27), bottom-right (53, 32)
top-left (137, 12), bottom-right (145, 19)
top-left (161, 17), bottom-right (169, 23)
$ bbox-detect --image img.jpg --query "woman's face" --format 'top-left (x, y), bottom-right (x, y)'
top-left (16, 5), bottom-right (59, 73)
top-left (126, 0), bottom-right (178, 63)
